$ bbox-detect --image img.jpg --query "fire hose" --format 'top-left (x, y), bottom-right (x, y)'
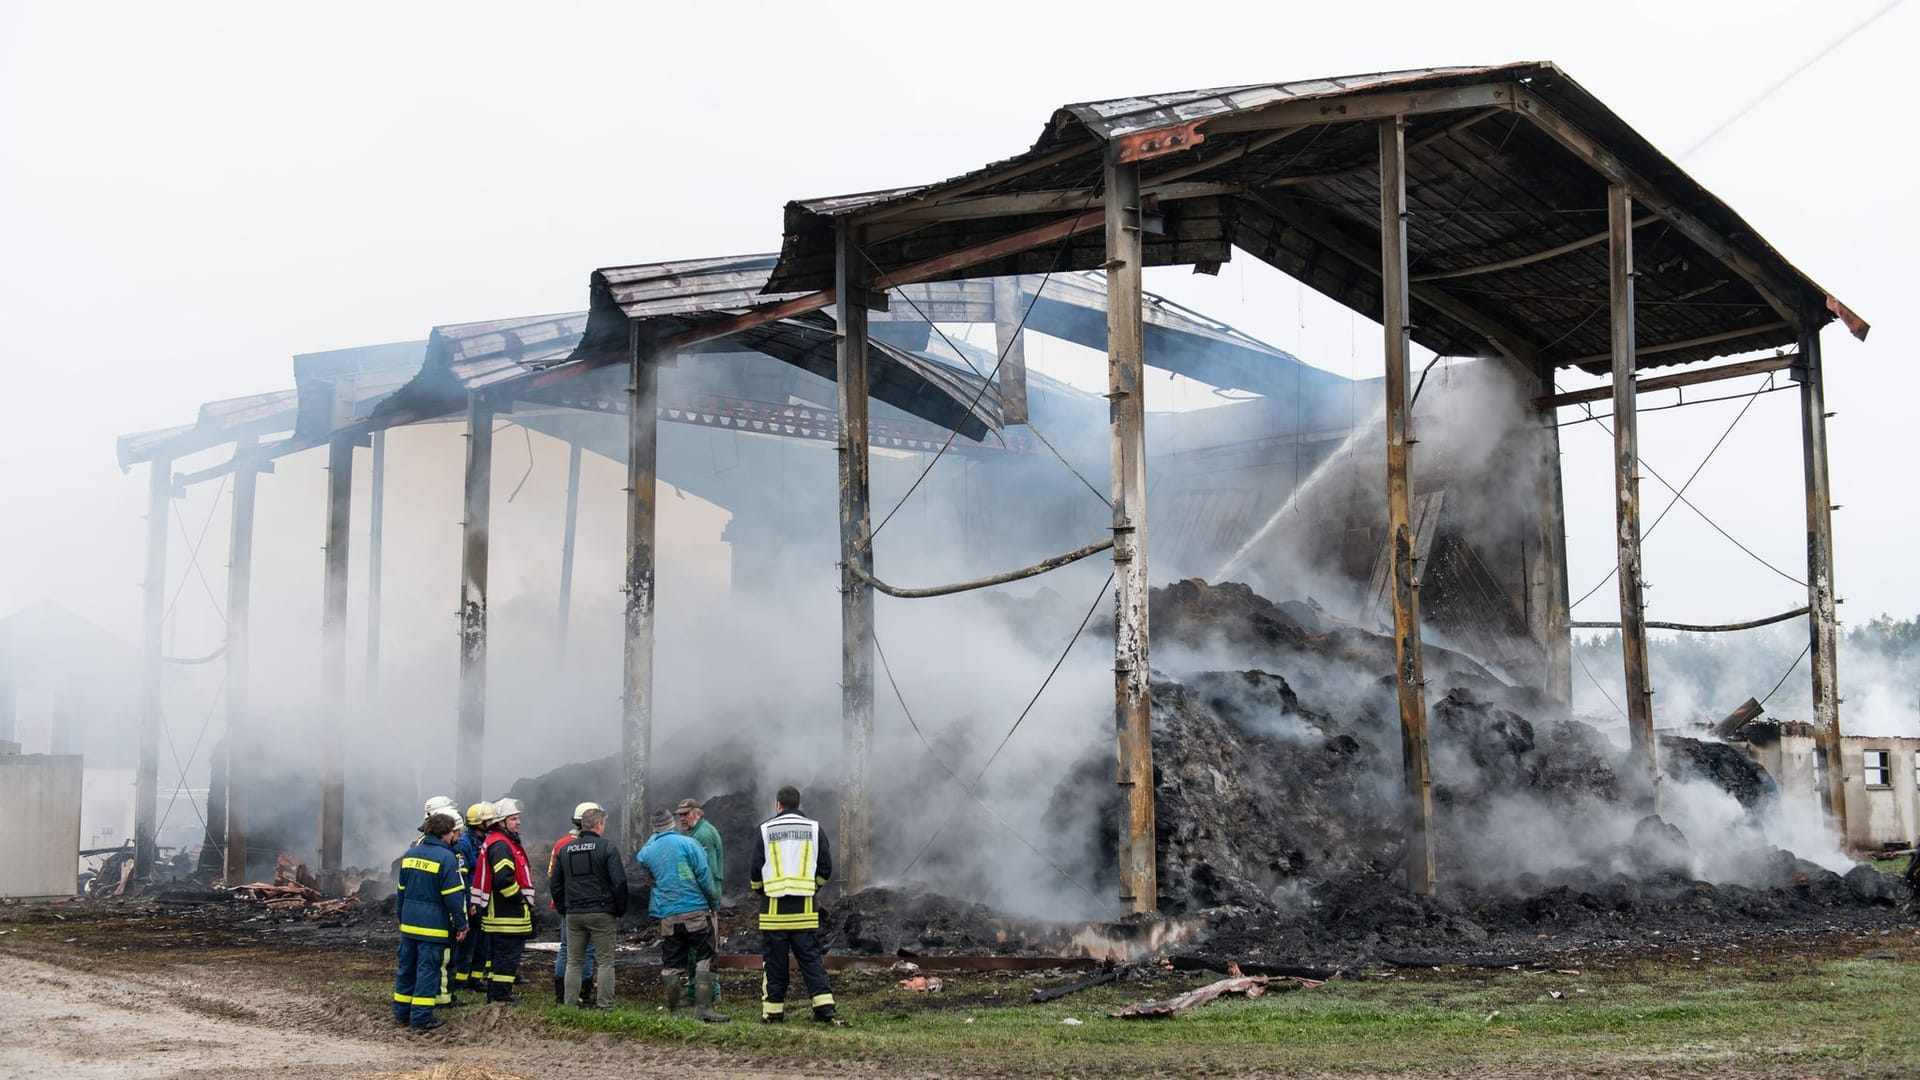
top-left (848, 535), bottom-right (1114, 599)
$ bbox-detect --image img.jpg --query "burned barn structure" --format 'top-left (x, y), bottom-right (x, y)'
top-left (118, 63), bottom-right (1866, 910)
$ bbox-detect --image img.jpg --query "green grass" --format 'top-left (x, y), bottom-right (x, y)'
top-left (525, 948), bottom-right (1920, 1077)
top-left (1867, 856), bottom-right (1909, 876)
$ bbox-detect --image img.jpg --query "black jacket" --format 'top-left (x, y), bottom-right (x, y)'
top-left (550, 832), bottom-right (628, 917)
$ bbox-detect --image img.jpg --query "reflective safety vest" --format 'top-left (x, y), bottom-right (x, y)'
top-left (756, 813), bottom-right (825, 898)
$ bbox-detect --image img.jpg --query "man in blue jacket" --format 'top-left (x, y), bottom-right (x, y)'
top-left (394, 808), bottom-right (469, 1031)
top-left (635, 807), bottom-right (725, 1022)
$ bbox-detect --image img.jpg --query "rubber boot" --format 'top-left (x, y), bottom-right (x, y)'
top-left (662, 972), bottom-right (687, 1019)
top-left (580, 975), bottom-right (596, 1005)
top-left (693, 972), bottom-right (729, 1023)
top-left (554, 975), bottom-right (565, 1005)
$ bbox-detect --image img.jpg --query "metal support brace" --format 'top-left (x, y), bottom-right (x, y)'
top-left (621, 328), bottom-right (661, 857)
top-left (1608, 184), bottom-right (1658, 811)
top-left (992, 275), bottom-right (1030, 424)
top-left (134, 456), bottom-right (172, 880)
top-left (1796, 321), bottom-right (1848, 844)
top-left (366, 430), bottom-right (386, 700)
top-left (1534, 356), bottom-right (1573, 705)
top-left (456, 397), bottom-right (494, 809)
top-left (1379, 117), bottom-right (1437, 896)
top-left (1106, 150), bottom-right (1157, 915)
top-left (319, 436), bottom-right (353, 873)
top-left (836, 222), bottom-right (876, 892)
top-left (222, 438), bottom-right (259, 885)
top-left (557, 442), bottom-right (583, 659)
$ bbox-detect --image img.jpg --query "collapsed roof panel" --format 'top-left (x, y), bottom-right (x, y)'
top-left (769, 62), bottom-right (1865, 371)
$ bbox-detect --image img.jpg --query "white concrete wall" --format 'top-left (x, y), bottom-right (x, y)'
top-left (1842, 736), bottom-right (1920, 849)
top-left (0, 753), bottom-right (83, 897)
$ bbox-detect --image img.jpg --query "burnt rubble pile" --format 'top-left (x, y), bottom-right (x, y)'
top-left (1082, 580), bottom-right (1910, 961)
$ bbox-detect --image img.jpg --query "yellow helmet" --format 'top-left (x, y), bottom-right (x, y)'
top-left (465, 801), bottom-right (497, 827)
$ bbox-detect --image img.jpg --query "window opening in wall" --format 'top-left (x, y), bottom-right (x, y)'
top-left (1864, 749), bottom-right (1891, 789)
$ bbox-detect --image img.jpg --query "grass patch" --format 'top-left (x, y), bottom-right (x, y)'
top-left (527, 942), bottom-right (1920, 1076)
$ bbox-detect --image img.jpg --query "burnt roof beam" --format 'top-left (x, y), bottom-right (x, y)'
top-left (1244, 189), bottom-right (1542, 366)
top-left (866, 180), bottom-right (1233, 238)
top-left (1187, 82), bottom-right (1518, 140)
top-left (1509, 88), bottom-right (1846, 338)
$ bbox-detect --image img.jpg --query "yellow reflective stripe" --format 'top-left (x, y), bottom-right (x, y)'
top-left (758, 913), bottom-right (820, 929)
top-left (499, 882), bottom-right (521, 897)
top-left (410, 995), bottom-right (436, 1006)
top-left (393, 992), bottom-right (410, 1003)
top-left (488, 973), bottom-right (517, 983)
top-left (492, 859), bottom-right (515, 872)
top-left (401, 856), bottom-right (441, 873)
top-left (401, 923), bottom-right (450, 938)
top-left (440, 885), bottom-right (463, 895)
top-left (811, 993), bottom-right (835, 1007)
top-left (800, 840), bottom-right (813, 882)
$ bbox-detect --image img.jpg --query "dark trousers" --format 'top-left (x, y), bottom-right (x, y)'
top-left (392, 937), bottom-right (451, 1027)
top-left (466, 925), bottom-right (490, 986)
top-left (760, 929), bottom-right (833, 1018)
top-left (662, 917), bottom-right (715, 974)
top-left (453, 922), bottom-right (480, 996)
top-left (487, 934), bottom-right (528, 1001)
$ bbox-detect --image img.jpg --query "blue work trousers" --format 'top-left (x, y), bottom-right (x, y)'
top-left (393, 937), bottom-right (452, 1028)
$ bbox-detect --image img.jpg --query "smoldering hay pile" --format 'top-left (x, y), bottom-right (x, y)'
top-left (827, 580), bottom-right (1910, 966)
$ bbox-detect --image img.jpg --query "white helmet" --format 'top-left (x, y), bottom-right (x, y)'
top-left (423, 795), bottom-right (458, 818)
top-left (492, 797), bottom-right (525, 819)
top-left (571, 801), bottom-right (604, 826)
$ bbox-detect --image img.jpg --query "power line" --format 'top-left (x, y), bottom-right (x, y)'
top-left (1761, 642), bottom-right (1814, 707)
top-left (1679, 0), bottom-right (1908, 159)
top-left (877, 572), bottom-right (1113, 895)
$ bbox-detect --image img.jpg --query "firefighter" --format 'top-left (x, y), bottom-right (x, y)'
top-left (392, 807), bottom-right (468, 1032)
top-left (471, 796), bottom-right (534, 1003)
top-left (749, 786), bottom-right (836, 1024)
top-left (546, 801), bottom-right (601, 1004)
top-left (453, 801), bottom-right (494, 999)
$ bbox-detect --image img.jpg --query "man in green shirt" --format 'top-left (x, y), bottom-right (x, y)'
top-left (676, 798), bottom-right (725, 1004)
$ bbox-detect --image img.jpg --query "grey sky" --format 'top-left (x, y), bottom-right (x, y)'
top-left (2, 0), bottom-right (1912, 650)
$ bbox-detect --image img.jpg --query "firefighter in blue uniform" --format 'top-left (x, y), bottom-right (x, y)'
top-left (393, 807), bottom-right (469, 1031)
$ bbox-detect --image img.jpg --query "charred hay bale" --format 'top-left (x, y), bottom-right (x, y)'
top-left (1147, 676), bottom-right (1400, 915)
top-left (1658, 735), bottom-right (1769, 807)
top-left (824, 886), bottom-right (1008, 955)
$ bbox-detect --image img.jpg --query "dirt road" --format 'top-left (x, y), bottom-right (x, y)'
top-left (0, 944), bottom-right (813, 1080)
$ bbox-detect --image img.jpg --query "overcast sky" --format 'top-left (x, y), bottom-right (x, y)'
top-left (2, 0), bottom-right (1913, 649)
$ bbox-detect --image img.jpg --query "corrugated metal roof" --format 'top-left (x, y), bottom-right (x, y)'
top-left (115, 389), bottom-right (300, 471)
top-left (769, 62), bottom-right (1865, 371)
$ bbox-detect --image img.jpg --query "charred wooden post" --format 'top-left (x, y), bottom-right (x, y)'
top-left (621, 327), bottom-right (661, 856)
top-left (1795, 318), bottom-right (1848, 839)
top-left (835, 221), bottom-right (876, 890)
top-left (365, 429), bottom-right (386, 699)
top-left (455, 396), bottom-right (494, 808)
top-left (319, 435), bottom-right (354, 873)
top-left (992, 274), bottom-right (1030, 424)
top-left (1379, 117), bottom-right (1436, 896)
top-left (556, 441), bottom-right (583, 659)
top-left (134, 455), bottom-right (172, 880)
top-left (1534, 355), bottom-right (1574, 706)
top-left (1608, 183), bottom-right (1657, 810)
top-left (1106, 150), bottom-right (1157, 914)
top-left (221, 438), bottom-right (259, 885)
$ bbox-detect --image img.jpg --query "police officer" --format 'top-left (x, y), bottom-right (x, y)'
top-left (472, 797), bottom-right (534, 1003)
top-left (393, 808), bottom-right (468, 1031)
top-left (749, 786), bottom-right (836, 1024)
top-left (551, 804), bottom-right (627, 1008)
top-left (547, 801), bottom-right (603, 1004)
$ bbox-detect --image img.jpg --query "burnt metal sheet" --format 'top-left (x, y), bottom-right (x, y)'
top-left (290, 340), bottom-right (427, 442)
top-left (768, 62), bottom-right (1863, 370)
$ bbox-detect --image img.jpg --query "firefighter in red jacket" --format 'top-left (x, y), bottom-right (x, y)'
top-left (471, 797), bottom-right (535, 1003)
